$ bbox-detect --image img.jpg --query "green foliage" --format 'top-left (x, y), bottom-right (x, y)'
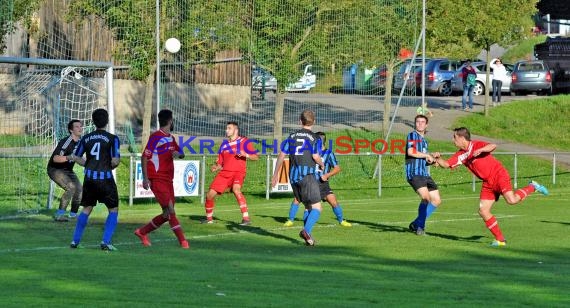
top-left (454, 95), bottom-right (570, 151)
top-left (0, 0), bottom-right (42, 52)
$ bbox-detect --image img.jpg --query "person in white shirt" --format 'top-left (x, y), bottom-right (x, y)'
top-left (490, 58), bottom-right (507, 104)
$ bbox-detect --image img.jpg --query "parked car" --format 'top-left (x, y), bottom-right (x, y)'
top-left (510, 60), bottom-right (552, 95)
top-left (393, 58), bottom-right (430, 94)
top-left (252, 66), bottom-right (277, 93)
top-left (285, 64), bottom-right (316, 92)
top-left (451, 61), bottom-right (513, 96)
top-left (420, 58), bottom-right (462, 96)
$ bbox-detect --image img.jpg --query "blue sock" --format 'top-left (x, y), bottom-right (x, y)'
top-left (72, 212), bottom-right (89, 244)
top-left (56, 209), bottom-right (65, 216)
top-left (426, 203), bottom-right (438, 218)
top-left (304, 209), bottom-right (321, 234)
top-left (288, 202), bottom-right (299, 221)
top-left (102, 212), bottom-right (118, 245)
top-left (302, 210), bottom-right (309, 225)
top-left (416, 202), bottom-right (428, 229)
top-left (332, 205), bottom-right (344, 223)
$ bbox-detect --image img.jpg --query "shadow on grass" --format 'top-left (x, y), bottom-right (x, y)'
top-left (540, 220), bottom-right (570, 227)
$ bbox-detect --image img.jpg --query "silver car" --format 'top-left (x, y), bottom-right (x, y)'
top-left (452, 62), bottom-right (513, 95)
top-left (510, 60), bottom-right (553, 95)
top-left (252, 67), bottom-right (277, 93)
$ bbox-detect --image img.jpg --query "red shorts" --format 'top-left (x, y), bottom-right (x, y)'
top-left (210, 170), bottom-right (246, 194)
top-left (480, 168), bottom-right (512, 201)
top-left (150, 179), bottom-right (175, 208)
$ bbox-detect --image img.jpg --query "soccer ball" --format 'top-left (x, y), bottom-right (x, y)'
top-left (165, 38), bottom-right (181, 53)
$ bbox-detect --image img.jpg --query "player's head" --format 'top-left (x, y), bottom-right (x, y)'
top-left (300, 110), bottom-right (315, 127)
top-left (316, 131), bottom-right (326, 150)
top-left (453, 127), bottom-right (471, 147)
top-left (414, 114), bottom-right (429, 132)
top-left (92, 108), bottom-right (108, 129)
top-left (226, 121), bottom-right (239, 139)
top-left (67, 119), bottom-right (82, 136)
top-left (158, 109), bottom-right (174, 130)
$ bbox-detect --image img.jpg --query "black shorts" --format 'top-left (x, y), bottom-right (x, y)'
top-left (292, 175), bottom-right (321, 207)
top-left (407, 175), bottom-right (439, 192)
top-left (319, 180), bottom-right (333, 201)
top-left (82, 178), bottom-right (119, 209)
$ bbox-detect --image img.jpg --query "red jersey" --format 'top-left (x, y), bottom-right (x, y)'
top-left (446, 140), bottom-right (506, 181)
top-left (143, 130), bottom-right (180, 180)
top-left (217, 136), bottom-right (255, 172)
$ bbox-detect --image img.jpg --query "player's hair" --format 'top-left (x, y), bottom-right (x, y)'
top-left (67, 119), bottom-right (81, 133)
top-left (316, 131), bottom-right (326, 143)
top-left (415, 114), bottom-right (429, 124)
top-left (300, 110), bottom-right (315, 126)
top-left (454, 127), bottom-right (471, 141)
top-left (158, 109), bottom-right (173, 127)
top-left (92, 108), bottom-right (108, 129)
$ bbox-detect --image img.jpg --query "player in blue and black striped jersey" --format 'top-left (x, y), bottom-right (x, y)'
top-left (69, 108), bottom-right (121, 251)
top-left (405, 114), bottom-right (442, 235)
top-left (283, 132), bottom-right (351, 227)
top-left (272, 110), bottom-right (324, 246)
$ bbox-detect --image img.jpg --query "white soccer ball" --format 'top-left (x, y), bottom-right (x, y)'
top-left (165, 38), bottom-right (181, 53)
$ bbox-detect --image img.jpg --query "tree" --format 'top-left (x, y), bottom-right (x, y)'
top-left (0, 0), bottom-right (42, 52)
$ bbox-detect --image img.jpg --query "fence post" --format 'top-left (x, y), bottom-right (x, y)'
top-left (553, 152), bottom-right (556, 185)
top-left (472, 174), bottom-right (476, 192)
top-left (201, 155), bottom-right (206, 205)
top-left (513, 152), bottom-right (518, 189)
top-left (377, 155), bottom-right (382, 197)
top-left (129, 154), bottom-right (133, 206)
top-left (266, 154), bottom-right (270, 200)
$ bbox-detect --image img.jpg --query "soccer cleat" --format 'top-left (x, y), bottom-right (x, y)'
top-left (530, 180), bottom-right (549, 195)
top-left (100, 243), bottom-right (118, 251)
top-left (180, 240), bottom-right (190, 249)
top-left (408, 221), bottom-right (418, 233)
top-left (68, 212), bottom-right (78, 219)
top-left (340, 220), bottom-right (352, 227)
top-left (283, 220), bottom-right (294, 227)
top-left (134, 229), bottom-right (151, 247)
top-left (416, 227), bottom-right (426, 236)
top-left (239, 219), bottom-right (251, 226)
top-left (299, 229), bottom-right (315, 246)
top-left (54, 214), bottom-right (69, 222)
top-left (70, 241), bottom-right (81, 249)
top-left (490, 240), bottom-right (507, 247)
top-left (201, 219), bottom-right (215, 224)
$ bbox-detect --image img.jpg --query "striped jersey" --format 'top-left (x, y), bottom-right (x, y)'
top-left (283, 128), bottom-right (320, 184)
top-left (74, 129), bottom-right (120, 180)
top-left (405, 130), bottom-right (430, 180)
top-left (319, 149), bottom-right (339, 175)
top-left (47, 135), bottom-right (78, 170)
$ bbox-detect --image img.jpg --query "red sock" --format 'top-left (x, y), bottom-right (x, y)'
top-left (515, 184), bottom-right (535, 201)
top-left (235, 193), bottom-right (249, 220)
top-left (168, 214), bottom-right (187, 243)
top-left (205, 199), bottom-right (215, 221)
top-left (485, 216), bottom-right (505, 242)
top-left (139, 214), bottom-right (168, 235)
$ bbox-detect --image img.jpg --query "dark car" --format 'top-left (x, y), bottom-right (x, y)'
top-left (420, 58), bottom-right (463, 96)
top-left (393, 58), bottom-right (430, 94)
top-left (510, 60), bottom-right (552, 95)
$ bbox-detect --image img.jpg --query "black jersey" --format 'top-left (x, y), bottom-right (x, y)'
top-left (282, 128), bottom-right (321, 184)
top-left (47, 135), bottom-right (78, 171)
top-left (74, 130), bottom-right (120, 180)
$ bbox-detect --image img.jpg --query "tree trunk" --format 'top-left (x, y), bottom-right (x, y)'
top-left (484, 46), bottom-right (491, 116)
top-left (383, 61), bottom-right (395, 135)
top-left (274, 90), bottom-right (285, 142)
top-left (142, 64), bottom-right (157, 147)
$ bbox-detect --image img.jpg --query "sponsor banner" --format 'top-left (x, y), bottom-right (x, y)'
top-left (271, 158), bottom-right (293, 193)
top-left (134, 160), bottom-right (200, 198)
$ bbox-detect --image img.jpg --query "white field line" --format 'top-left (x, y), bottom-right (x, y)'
top-left (0, 214), bottom-right (523, 254)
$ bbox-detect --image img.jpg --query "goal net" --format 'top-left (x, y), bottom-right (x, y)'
top-left (0, 60), bottom-right (112, 215)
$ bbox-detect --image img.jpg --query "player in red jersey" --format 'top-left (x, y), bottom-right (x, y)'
top-left (433, 127), bottom-right (549, 247)
top-left (134, 109), bottom-right (189, 248)
top-left (203, 121), bottom-right (259, 225)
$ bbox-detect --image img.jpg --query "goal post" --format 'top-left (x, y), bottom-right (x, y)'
top-left (0, 56), bottom-right (113, 215)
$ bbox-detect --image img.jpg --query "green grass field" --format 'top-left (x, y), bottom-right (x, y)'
top-left (0, 190), bottom-right (568, 306)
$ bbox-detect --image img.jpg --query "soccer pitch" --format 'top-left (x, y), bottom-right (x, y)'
top-left (0, 191), bottom-right (568, 306)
